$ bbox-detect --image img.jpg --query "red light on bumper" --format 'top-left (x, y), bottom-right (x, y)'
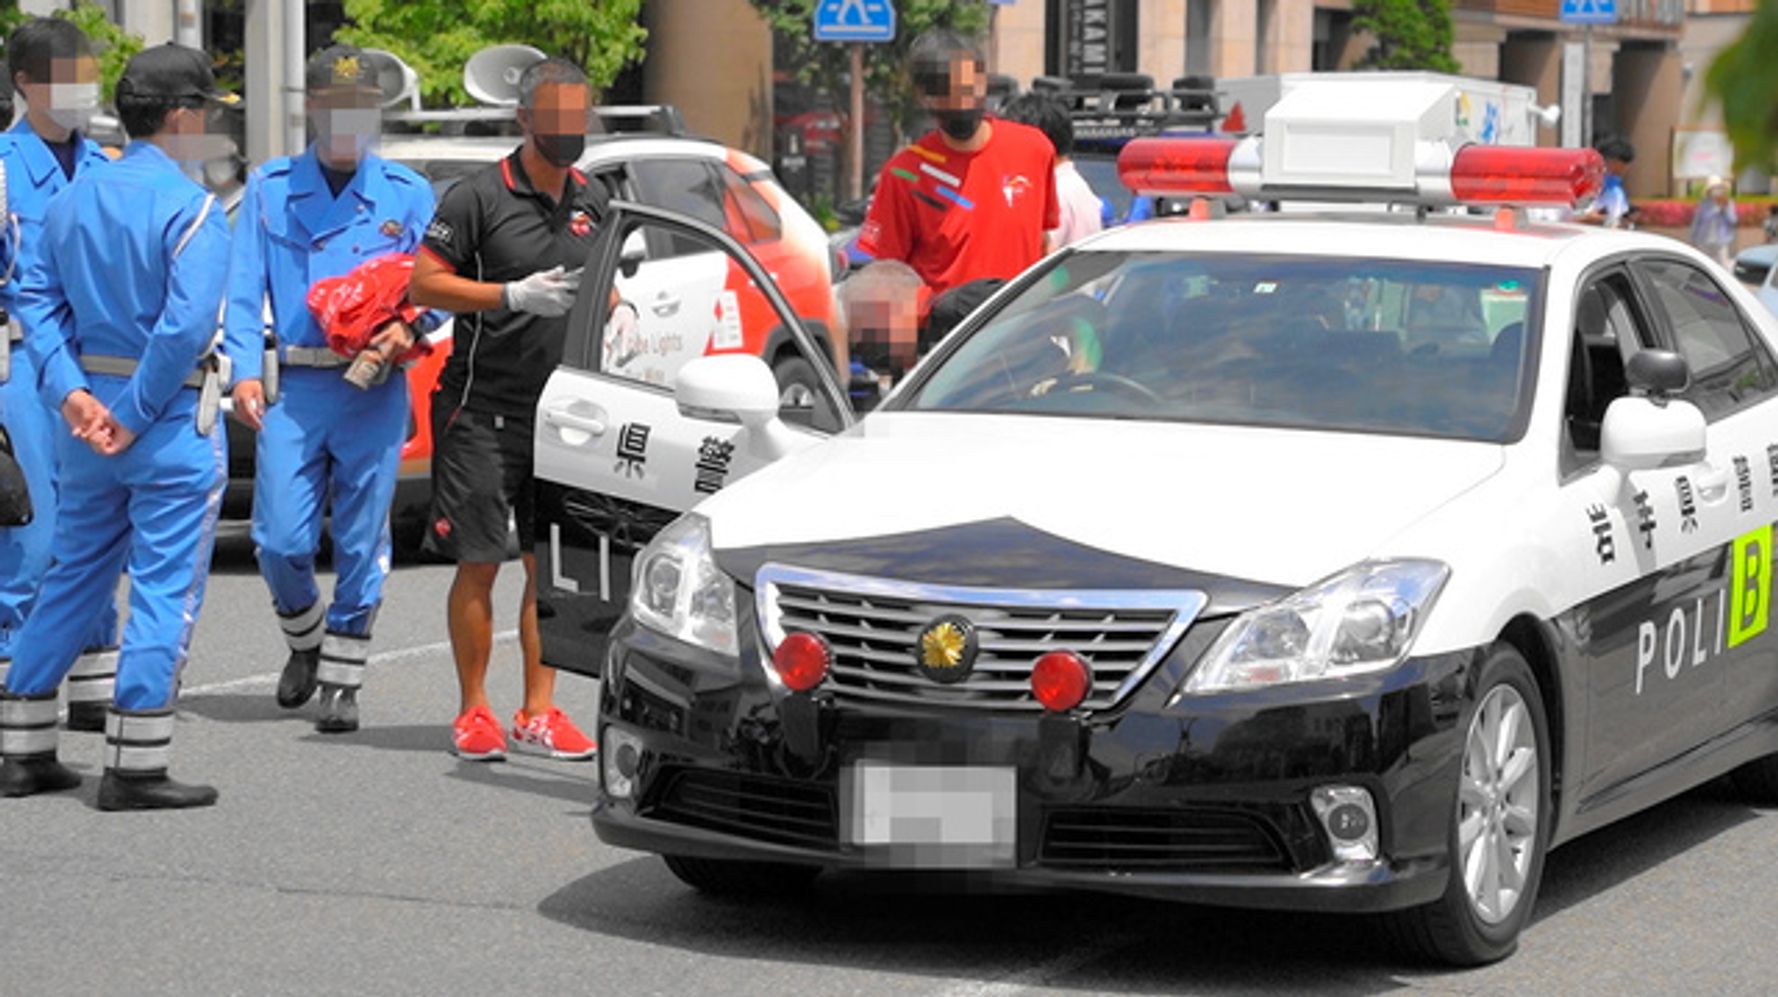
top-left (1117, 137), bottom-right (1238, 195)
top-left (773, 632), bottom-right (831, 692)
top-left (1450, 146), bottom-right (1605, 206)
top-left (1030, 651), bottom-right (1093, 712)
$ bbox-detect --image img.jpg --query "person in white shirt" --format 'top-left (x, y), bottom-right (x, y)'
top-left (1001, 93), bottom-right (1103, 250)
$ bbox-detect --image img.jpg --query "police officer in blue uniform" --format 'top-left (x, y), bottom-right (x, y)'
top-left (0, 18), bottom-right (120, 730)
top-left (225, 46), bottom-right (441, 734)
top-left (0, 44), bottom-right (233, 809)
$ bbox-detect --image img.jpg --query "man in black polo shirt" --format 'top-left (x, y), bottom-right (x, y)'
top-left (410, 57), bottom-right (605, 762)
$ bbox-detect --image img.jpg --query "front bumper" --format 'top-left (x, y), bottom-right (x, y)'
top-left (593, 617), bottom-right (1478, 914)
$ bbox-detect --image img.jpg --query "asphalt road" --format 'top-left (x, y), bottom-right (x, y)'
top-left (4, 525), bottom-right (1777, 995)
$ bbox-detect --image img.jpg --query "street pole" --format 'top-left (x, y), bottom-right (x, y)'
top-left (1581, 23), bottom-right (1593, 147)
top-left (849, 43), bottom-right (864, 202)
top-left (282, 0), bottom-right (306, 156)
top-left (175, 0), bottom-right (203, 48)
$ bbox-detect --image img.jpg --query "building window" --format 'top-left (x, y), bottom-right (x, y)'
top-left (1256, 0), bottom-right (1276, 72)
top-left (1187, 0), bottom-right (1214, 75)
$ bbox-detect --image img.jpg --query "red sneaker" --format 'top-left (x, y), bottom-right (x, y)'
top-left (511, 707), bottom-right (598, 761)
top-left (452, 706), bottom-right (507, 761)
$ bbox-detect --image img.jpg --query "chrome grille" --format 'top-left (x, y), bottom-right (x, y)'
top-left (757, 564), bottom-right (1206, 712)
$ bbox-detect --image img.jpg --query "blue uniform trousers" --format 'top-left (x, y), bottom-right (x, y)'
top-left (252, 367), bottom-right (407, 639)
top-left (3, 385), bottom-right (224, 711)
top-left (0, 349), bottom-right (119, 660)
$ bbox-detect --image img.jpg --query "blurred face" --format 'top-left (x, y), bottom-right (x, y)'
top-left (17, 54), bottom-right (99, 132)
top-left (845, 264), bottom-right (925, 371)
top-left (521, 81), bottom-right (591, 169)
top-left (307, 84), bottom-right (382, 167)
top-left (162, 102), bottom-right (231, 165)
top-left (916, 52), bottom-right (986, 142)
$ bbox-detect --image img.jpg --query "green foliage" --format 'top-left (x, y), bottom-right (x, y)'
top-left (1351, 0), bottom-right (1459, 74)
top-left (748, 0), bottom-right (993, 136)
top-left (52, 2), bottom-right (144, 103)
top-left (336, 0), bottom-right (647, 107)
top-left (1704, 2), bottom-right (1778, 172)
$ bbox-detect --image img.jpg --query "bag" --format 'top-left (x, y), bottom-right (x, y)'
top-left (0, 423), bottom-right (33, 527)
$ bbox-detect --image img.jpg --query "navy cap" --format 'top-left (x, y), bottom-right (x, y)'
top-left (116, 43), bottom-right (237, 105)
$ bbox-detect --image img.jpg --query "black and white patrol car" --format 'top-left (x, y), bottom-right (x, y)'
top-left (532, 75), bottom-right (1778, 965)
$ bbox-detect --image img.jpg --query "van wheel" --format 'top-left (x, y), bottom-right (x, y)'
top-left (772, 355), bottom-right (821, 414)
top-left (1730, 757), bottom-right (1778, 804)
top-left (662, 855), bottom-right (820, 896)
top-left (1388, 644), bottom-right (1551, 966)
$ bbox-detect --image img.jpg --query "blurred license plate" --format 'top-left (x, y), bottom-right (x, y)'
top-left (841, 763), bottom-right (1016, 868)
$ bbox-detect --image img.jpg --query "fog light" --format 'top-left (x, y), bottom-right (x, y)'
top-left (1311, 785), bottom-right (1379, 863)
top-left (773, 632), bottom-right (831, 692)
top-left (603, 726), bottom-right (644, 801)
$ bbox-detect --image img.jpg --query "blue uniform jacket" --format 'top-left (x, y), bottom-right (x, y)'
top-left (223, 147), bottom-right (440, 383)
top-left (0, 119), bottom-right (111, 314)
top-left (16, 141), bottom-right (232, 435)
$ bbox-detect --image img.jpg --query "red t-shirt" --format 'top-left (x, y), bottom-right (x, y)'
top-left (858, 119), bottom-right (1059, 296)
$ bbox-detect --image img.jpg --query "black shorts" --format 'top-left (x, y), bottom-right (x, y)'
top-left (424, 404), bottom-right (535, 564)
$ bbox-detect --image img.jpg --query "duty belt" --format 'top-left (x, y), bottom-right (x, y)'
top-left (0, 313), bottom-right (17, 385)
top-left (78, 352), bottom-right (227, 435)
top-left (281, 346), bottom-right (350, 368)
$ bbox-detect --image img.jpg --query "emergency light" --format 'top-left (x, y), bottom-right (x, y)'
top-left (1116, 76), bottom-right (1605, 208)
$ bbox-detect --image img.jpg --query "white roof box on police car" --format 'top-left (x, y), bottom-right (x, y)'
top-left (1261, 76), bottom-right (1461, 191)
top-left (1220, 71), bottom-right (1554, 148)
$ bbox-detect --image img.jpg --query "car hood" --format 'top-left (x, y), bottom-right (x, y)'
top-left (705, 413), bottom-right (1505, 609)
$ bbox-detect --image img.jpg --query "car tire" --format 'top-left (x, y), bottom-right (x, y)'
top-left (661, 854), bottom-right (821, 896)
top-left (772, 355), bottom-right (822, 411)
top-left (1388, 644), bottom-right (1551, 967)
top-left (1729, 756), bottom-right (1778, 804)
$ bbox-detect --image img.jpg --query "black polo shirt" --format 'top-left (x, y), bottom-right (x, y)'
top-left (421, 149), bottom-right (608, 418)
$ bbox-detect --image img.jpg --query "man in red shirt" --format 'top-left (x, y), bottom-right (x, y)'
top-left (858, 29), bottom-right (1058, 321)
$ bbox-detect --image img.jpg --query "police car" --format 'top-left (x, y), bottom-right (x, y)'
top-left (535, 76), bottom-right (1778, 965)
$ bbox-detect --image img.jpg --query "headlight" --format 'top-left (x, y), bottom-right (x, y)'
top-left (629, 513), bottom-right (739, 656)
top-left (1180, 559), bottom-right (1449, 695)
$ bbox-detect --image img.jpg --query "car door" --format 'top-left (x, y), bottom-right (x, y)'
top-left (534, 201), bottom-right (854, 678)
top-left (1630, 256), bottom-right (1778, 732)
top-left (1560, 264), bottom-right (1741, 799)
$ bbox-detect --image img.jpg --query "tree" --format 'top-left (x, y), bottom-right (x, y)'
top-left (748, 0), bottom-right (993, 137)
top-left (1703, 2), bottom-right (1778, 172)
top-left (335, 0), bottom-right (647, 107)
top-left (1351, 0), bottom-right (1460, 74)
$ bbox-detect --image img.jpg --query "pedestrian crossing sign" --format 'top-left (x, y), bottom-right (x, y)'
top-left (813, 0), bottom-right (897, 43)
top-left (1559, 0), bottom-right (1617, 24)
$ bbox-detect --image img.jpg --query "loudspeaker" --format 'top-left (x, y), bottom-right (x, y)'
top-left (464, 44), bottom-right (547, 108)
top-left (361, 48), bottom-right (420, 110)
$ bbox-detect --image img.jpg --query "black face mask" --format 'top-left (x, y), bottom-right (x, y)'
top-left (535, 132), bottom-right (585, 168)
top-left (935, 108), bottom-right (984, 142)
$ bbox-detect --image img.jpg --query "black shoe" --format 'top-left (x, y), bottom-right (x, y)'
top-left (65, 701), bottom-right (107, 732)
top-left (276, 648), bottom-right (321, 709)
top-left (315, 684), bottom-right (359, 734)
top-left (96, 771), bottom-right (218, 811)
top-left (0, 757), bottom-right (82, 797)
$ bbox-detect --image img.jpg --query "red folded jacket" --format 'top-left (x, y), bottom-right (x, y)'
top-left (305, 252), bottom-right (432, 363)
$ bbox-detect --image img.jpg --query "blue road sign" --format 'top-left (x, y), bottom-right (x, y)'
top-left (814, 0), bottom-right (897, 43)
top-left (1560, 0), bottom-right (1617, 25)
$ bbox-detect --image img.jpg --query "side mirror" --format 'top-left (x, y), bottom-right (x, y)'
top-left (675, 354), bottom-right (798, 460)
top-left (1625, 349), bottom-right (1690, 398)
top-left (619, 230), bottom-right (646, 279)
top-left (1601, 395), bottom-right (1706, 471)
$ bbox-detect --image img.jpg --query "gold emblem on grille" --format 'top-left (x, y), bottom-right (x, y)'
top-left (920, 621), bottom-right (968, 669)
top-left (914, 615), bottom-right (977, 684)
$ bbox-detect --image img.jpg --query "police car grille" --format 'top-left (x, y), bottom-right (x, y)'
top-left (762, 569), bottom-right (1204, 713)
top-left (648, 768), bottom-right (839, 850)
top-left (1038, 808), bottom-right (1289, 871)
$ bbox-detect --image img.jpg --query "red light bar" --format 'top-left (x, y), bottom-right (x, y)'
top-left (1117, 136), bottom-right (1238, 195)
top-left (1449, 146), bottom-right (1605, 206)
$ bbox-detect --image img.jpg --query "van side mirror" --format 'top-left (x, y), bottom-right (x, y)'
top-left (619, 230), bottom-right (646, 279)
top-left (1625, 349), bottom-right (1690, 398)
top-left (1601, 395), bottom-right (1706, 471)
top-left (675, 354), bottom-right (798, 461)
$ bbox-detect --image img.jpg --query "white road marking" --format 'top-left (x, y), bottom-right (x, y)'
top-left (180, 630), bottom-right (519, 696)
top-left (928, 935), bottom-right (1130, 997)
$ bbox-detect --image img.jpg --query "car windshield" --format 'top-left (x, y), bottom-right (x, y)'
top-left (904, 251), bottom-right (1542, 442)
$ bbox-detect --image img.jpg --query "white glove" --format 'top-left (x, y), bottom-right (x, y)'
top-left (503, 266), bottom-right (582, 317)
